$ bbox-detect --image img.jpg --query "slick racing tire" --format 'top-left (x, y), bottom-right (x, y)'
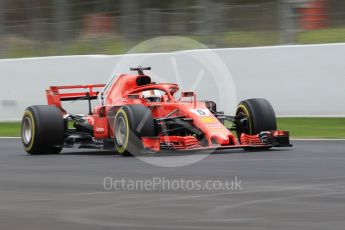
top-left (235, 98), bottom-right (277, 148)
top-left (21, 105), bottom-right (65, 155)
top-left (114, 105), bottom-right (157, 156)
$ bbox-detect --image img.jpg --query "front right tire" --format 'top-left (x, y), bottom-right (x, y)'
top-left (235, 98), bottom-right (277, 148)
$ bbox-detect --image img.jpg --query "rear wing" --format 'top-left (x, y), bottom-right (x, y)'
top-left (46, 84), bottom-right (105, 113)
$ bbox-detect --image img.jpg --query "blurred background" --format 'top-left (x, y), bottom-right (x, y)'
top-left (0, 0), bottom-right (344, 58)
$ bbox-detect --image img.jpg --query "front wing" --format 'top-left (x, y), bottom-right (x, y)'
top-left (142, 130), bottom-right (292, 152)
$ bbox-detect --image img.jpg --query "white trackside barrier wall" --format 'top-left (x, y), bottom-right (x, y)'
top-left (0, 43), bottom-right (344, 121)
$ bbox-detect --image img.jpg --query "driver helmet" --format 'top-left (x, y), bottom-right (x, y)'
top-left (142, 90), bottom-right (162, 102)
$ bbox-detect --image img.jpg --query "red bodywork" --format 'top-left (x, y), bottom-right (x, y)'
top-left (45, 73), bottom-right (289, 152)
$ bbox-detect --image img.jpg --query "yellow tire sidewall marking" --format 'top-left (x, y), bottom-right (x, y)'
top-left (237, 104), bottom-right (252, 135)
top-left (114, 108), bottom-right (129, 154)
top-left (23, 110), bottom-right (35, 151)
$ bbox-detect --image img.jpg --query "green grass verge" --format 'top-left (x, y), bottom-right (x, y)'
top-left (0, 122), bottom-right (21, 137)
top-left (6, 27), bottom-right (345, 58)
top-left (277, 118), bottom-right (345, 139)
top-left (297, 28), bottom-right (345, 44)
top-left (0, 118), bottom-right (344, 138)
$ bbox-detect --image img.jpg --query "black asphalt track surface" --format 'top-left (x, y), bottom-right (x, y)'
top-left (0, 139), bottom-right (345, 229)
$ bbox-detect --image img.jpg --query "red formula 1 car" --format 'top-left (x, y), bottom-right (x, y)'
top-left (21, 66), bottom-right (291, 156)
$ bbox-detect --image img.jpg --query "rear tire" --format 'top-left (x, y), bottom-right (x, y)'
top-left (21, 105), bottom-right (65, 155)
top-left (235, 98), bottom-right (277, 148)
top-left (114, 105), bottom-right (157, 156)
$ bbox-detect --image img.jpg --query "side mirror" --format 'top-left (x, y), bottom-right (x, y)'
top-left (179, 92), bottom-right (196, 107)
top-left (181, 92), bottom-right (194, 97)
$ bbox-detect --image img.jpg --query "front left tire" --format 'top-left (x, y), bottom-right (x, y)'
top-left (113, 105), bottom-right (157, 156)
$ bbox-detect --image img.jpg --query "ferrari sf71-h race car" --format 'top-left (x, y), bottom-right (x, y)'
top-left (21, 66), bottom-right (291, 156)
